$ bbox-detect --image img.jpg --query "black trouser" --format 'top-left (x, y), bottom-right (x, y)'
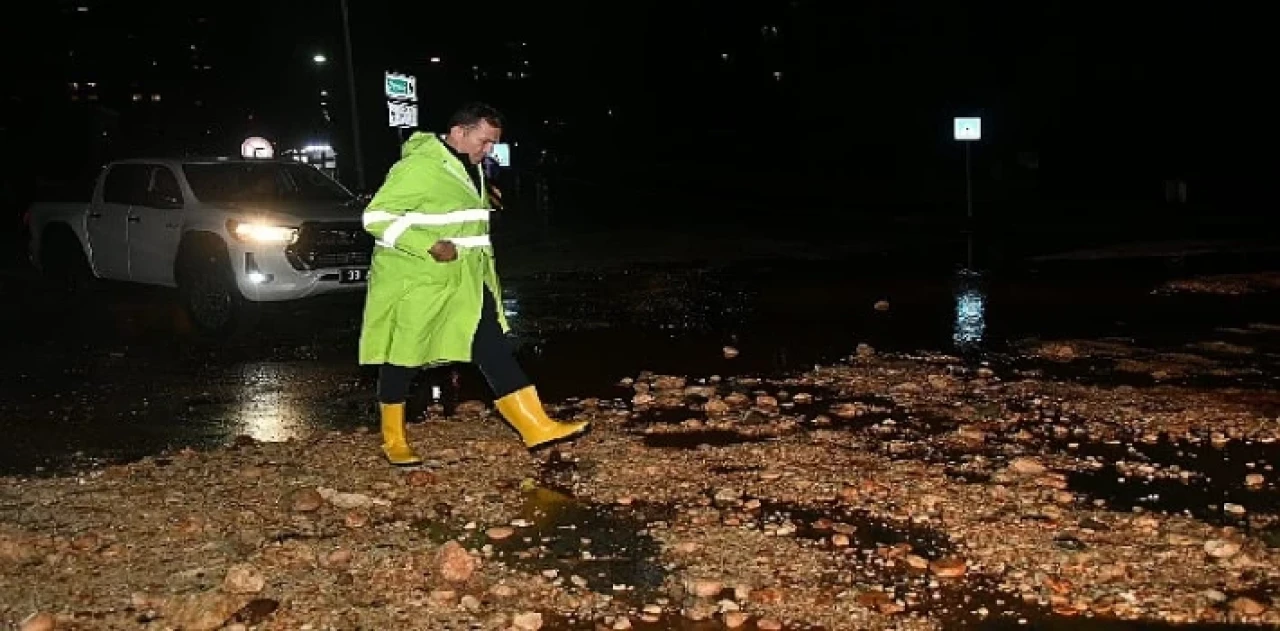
top-left (378, 289), bottom-right (531, 404)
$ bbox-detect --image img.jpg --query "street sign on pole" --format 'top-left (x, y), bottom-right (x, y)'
top-left (953, 117), bottom-right (981, 141)
top-left (384, 71), bottom-right (418, 130)
top-left (953, 116), bottom-right (982, 270)
top-left (384, 72), bottom-right (417, 101)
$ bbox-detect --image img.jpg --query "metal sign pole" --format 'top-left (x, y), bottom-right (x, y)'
top-left (965, 142), bottom-right (973, 220)
top-left (339, 0), bottom-right (366, 191)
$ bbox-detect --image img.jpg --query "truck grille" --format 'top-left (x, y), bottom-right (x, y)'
top-left (286, 222), bottom-right (373, 270)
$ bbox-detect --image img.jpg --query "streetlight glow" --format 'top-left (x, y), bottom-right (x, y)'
top-left (313, 54), bottom-right (328, 64)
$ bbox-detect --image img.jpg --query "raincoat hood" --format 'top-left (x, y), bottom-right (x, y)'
top-left (401, 132), bottom-right (447, 159)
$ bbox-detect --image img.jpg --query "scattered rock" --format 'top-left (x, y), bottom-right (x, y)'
top-left (688, 579), bottom-right (723, 598)
top-left (435, 541), bottom-right (477, 583)
top-left (455, 400), bottom-right (488, 416)
top-left (486, 526), bottom-right (515, 541)
top-left (405, 470), bottom-right (438, 486)
top-left (929, 556), bottom-right (967, 578)
top-left (723, 611), bottom-right (749, 628)
top-left (286, 488), bottom-right (324, 513)
top-left (222, 563), bottom-right (266, 595)
top-left (488, 584), bottom-right (518, 598)
top-left (20, 613), bottom-right (56, 631)
top-left (343, 512), bottom-right (369, 529)
top-left (1204, 539), bottom-right (1242, 559)
top-left (1007, 457), bottom-right (1047, 476)
top-left (164, 590), bottom-right (249, 631)
top-left (512, 612), bottom-right (544, 630)
top-left (1231, 596), bottom-right (1267, 616)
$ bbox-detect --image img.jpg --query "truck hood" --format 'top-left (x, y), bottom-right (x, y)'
top-left (218, 201), bottom-right (365, 225)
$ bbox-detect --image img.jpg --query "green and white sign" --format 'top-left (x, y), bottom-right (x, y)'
top-left (384, 72), bottom-right (416, 101)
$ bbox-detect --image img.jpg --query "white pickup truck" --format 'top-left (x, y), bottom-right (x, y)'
top-left (27, 158), bottom-right (373, 333)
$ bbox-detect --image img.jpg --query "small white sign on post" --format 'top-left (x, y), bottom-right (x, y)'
top-left (953, 117), bottom-right (981, 141)
top-left (488, 143), bottom-right (511, 167)
top-left (388, 101), bottom-right (418, 128)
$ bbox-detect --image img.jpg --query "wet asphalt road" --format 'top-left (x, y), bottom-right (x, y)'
top-left (2, 237), bottom-right (1280, 477)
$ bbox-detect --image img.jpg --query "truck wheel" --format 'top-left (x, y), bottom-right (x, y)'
top-left (41, 227), bottom-right (96, 294)
top-left (176, 238), bottom-right (257, 336)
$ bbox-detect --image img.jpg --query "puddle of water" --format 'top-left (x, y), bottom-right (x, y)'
top-left (420, 486), bottom-right (669, 600)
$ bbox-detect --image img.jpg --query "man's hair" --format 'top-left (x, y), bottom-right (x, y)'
top-left (448, 102), bottom-right (504, 130)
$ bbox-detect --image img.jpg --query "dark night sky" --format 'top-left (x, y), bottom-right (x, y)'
top-left (0, 1), bottom-right (1271, 222)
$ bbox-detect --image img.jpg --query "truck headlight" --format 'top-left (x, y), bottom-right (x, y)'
top-left (228, 220), bottom-right (298, 244)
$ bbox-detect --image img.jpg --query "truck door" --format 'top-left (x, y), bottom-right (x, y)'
top-left (87, 164), bottom-right (143, 280)
top-left (127, 164), bottom-right (186, 286)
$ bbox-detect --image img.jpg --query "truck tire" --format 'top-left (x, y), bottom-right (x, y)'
top-left (40, 226), bottom-right (96, 294)
top-left (176, 236), bottom-right (257, 336)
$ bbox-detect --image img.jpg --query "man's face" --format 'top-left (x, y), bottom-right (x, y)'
top-left (448, 120), bottom-right (502, 165)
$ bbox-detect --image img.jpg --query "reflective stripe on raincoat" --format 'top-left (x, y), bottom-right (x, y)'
top-left (358, 132), bottom-right (507, 368)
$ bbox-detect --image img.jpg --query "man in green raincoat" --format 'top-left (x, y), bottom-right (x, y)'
top-left (360, 102), bottom-right (588, 465)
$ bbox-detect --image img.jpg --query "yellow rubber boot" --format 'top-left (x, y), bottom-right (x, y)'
top-left (380, 403), bottom-right (423, 466)
top-left (495, 386), bottom-right (589, 448)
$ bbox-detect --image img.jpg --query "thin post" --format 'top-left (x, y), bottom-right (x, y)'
top-left (965, 141), bottom-right (973, 220)
top-left (340, 0), bottom-right (366, 191)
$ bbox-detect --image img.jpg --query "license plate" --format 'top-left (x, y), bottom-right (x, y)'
top-left (339, 268), bottom-right (369, 283)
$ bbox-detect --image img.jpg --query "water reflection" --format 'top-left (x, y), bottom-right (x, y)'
top-left (952, 282), bottom-right (987, 349)
top-left (501, 286), bottom-right (521, 320)
top-left (234, 363), bottom-right (303, 443)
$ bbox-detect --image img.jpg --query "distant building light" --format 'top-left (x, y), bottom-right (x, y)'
top-left (313, 54), bottom-right (327, 64)
top-left (721, 53), bottom-right (730, 60)
top-left (151, 94), bottom-right (162, 102)
top-left (87, 94), bottom-right (98, 101)
top-left (77, 5), bottom-right (88, 11)
top-left (131, 93), bottom-right (142, 102)
top-left (69, 82), bottom-right (79, 89)
top-left (190, 44), bottom-right (198, 50)
top-left (203, 65), bottom-right (212, 70)
top-left (152, 60), bottom-right (158, 66)
top-left (319, 90), bottom-right (328, 97)
top-left (302, 144), bottom-right (334, 153)
top-left (773, 71), bottom-right (783, 80)
top-left (86, 82), bottom-right (97, 88)
top-left (429, 57), bottom-right (442, 63)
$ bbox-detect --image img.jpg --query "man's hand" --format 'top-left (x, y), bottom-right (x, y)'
top-left (428, 240), bottom-right (457, 262)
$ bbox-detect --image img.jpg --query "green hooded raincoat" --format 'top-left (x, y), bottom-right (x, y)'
top-left (358, 132), bottom-right (508, 368)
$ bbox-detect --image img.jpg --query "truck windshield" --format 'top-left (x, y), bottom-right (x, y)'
top-left (183, 162), bottom-right (353, 204)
